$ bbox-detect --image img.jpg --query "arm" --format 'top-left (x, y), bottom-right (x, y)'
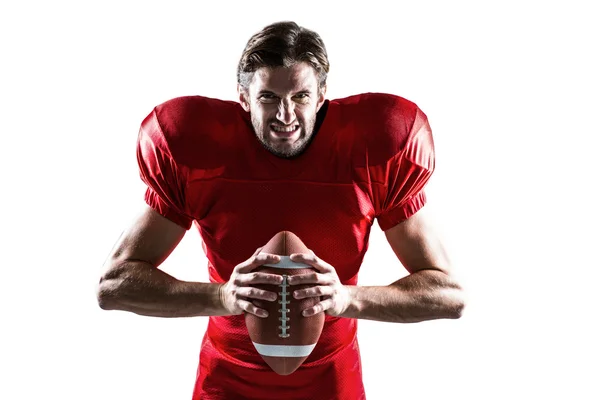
top-left (343, 206), bottom-right (465, 322)
top-left (289, 205), bottom-right (465, 323)
top-left (97, 205), bottom-right (224, 317)
top-left (97, 205), bottom-right (282, 318)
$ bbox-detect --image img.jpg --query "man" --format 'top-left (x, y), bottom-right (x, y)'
top-left (97, 21), bottom-right (465, 399)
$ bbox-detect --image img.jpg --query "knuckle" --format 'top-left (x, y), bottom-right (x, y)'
top-left (253, 307), bottom-right (266, 317)
top-left (232, 276), bottom-right (244, 286)
top-left (257, 274), bottom-right (271, 284)
top-left (255, 255), bottom-right (269, 265)
top-left (259, 273), bottom-right (277, 284)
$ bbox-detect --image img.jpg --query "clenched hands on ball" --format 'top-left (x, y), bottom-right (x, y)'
top-left (220, 246), bottom-right (350, 319)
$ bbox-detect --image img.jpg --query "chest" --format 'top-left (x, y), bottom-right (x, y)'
top-left (188, 178), bottom-right (375, 282)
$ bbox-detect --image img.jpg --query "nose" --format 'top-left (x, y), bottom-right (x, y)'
top-left (276, 99), bottom-right (296, 125)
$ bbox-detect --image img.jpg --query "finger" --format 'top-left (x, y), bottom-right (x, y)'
top-left (237, 252), bottom-right (281, 273)
top-left (235, 271), bottom-right (284, 286)
top-left (293, 285), bottom-right (334, 299)
top-left (250, 247), bottom-right (263, 259)
top-left (302, 298), bottom-right (333, 317)
top-left (287, 271), bottom-right (333, 286)
top-left (234, 248), bottom-right (263, 271)
top-left (236, 286), bottom-right (279, 301)
top-left (289, 252), bottom-right (334, 273)
top-left (237, 299), bottom-right (269, 318)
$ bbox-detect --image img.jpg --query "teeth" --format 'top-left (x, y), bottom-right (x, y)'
top-left (272, 125), bottom-right (297, 133)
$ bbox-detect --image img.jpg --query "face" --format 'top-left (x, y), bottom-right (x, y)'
top-left (238, 62), bottom-right (326, 158)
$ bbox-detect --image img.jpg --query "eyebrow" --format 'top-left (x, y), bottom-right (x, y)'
top-left (257, 89), bottom-right (312, 95)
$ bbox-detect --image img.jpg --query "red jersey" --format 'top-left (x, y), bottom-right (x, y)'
top-left (136, 93), bottom-right (435, 399)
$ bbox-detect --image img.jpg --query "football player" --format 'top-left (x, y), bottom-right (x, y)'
top-left (98, 21), bottom-right (465, 400)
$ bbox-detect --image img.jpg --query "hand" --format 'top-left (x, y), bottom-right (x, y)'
top-left (288, 250), bottom-right (351, 317)
top-left (219, 247), bottom-right (283, 318)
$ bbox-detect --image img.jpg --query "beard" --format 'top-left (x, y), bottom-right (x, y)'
top-left (251, 114), bottom-right (317, 159)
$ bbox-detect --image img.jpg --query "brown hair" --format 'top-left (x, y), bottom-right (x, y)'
top-left (237, 21), bottom-right (330, 90)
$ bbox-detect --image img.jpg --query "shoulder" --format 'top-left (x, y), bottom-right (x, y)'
top-left (140, 96), bottom-right (249, 168)
top-left (333, 92), bottom-right (419, 127)
top-left (153, 95), bottom-right (243, 132)
top-left (331, 93), bottom-right (426, 166)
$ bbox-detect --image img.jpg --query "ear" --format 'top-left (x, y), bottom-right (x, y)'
top-left (237, 84), bottom-right (250, 112)
top-left (317, 84), bottom-right (327, 111)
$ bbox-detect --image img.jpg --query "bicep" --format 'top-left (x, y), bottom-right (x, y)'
top-left (105, 204), bottom-right (187, 269)
top-left (384, 205), bottom-right (451, 275)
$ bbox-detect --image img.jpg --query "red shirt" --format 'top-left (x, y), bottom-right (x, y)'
top-left (136, 93), bottom-right (435, 399)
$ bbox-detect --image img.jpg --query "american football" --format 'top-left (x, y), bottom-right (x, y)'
top-left (245, 231), bottom-right (325, 375)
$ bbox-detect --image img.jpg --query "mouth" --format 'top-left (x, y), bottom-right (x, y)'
top-left (270, 124), bottom-right (301, 139)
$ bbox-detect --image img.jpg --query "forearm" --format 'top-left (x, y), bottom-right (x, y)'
top-left (342, 269), bottom-right (464, 323)
top-left (97, 261), bottom-right (227, 318)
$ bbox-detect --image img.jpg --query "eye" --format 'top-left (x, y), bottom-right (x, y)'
top-left (294, 93), bottom-right (311, 103)
top-left (258, 93), bottom-right (278, 103)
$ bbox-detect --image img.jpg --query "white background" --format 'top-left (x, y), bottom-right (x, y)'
top-left (1, 1), bottom-right (599, 399)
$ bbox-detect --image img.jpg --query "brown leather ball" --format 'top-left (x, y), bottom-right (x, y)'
top-left (245, 231), bottom-right (325, 375)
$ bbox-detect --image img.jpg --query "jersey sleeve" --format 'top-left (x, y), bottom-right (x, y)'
top-left (374, 107), bottom-right (435, 231)
top-left (136, 108), bottom-right (194, 230)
